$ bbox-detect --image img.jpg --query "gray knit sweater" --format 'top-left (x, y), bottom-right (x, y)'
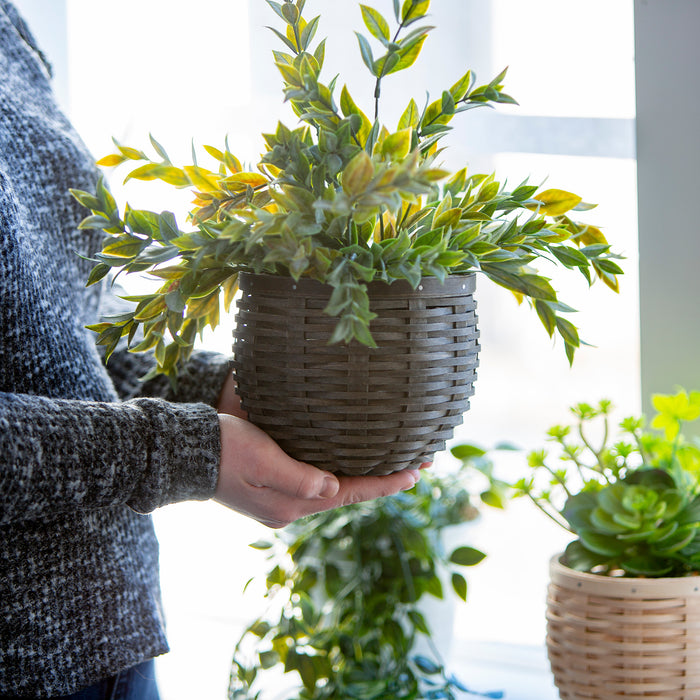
top-left (0, 3), bottom-right (233, 695)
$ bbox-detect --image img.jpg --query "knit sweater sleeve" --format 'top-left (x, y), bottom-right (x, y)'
top-left (0, 391), bottom-right (221, 525)
top-left (105, 347), bottom-right (233, 405)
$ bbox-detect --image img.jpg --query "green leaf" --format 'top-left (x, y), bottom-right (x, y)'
top-left (149, 133), bottom-right (170, 162)
top-left (86, 262), bottom-right (111, 287)
top-left (481, 489), bottom-right (505, 509)
top-left (579, 530), bottom-right (625, 557)
top-left (441, 90), bottom-right (455, 115)
top-left (532, 189), bottom-right (583, 216)
top-left (126, 209), bottom-right (160, 237)
top-left (388, 32), bottom-right (428, 74)
top-left (259, 650), bottom-right (279, 670)
top-left (268, 25), bottom-right (298, 53)
top-left (401, 0), bottom-right (430, 24)
top-left (70, 188), bottom-right (101, 212)
top-left (360, 5), bottom-right (390, 44)
top-left (451, 572), bottom-right (467, 601)
top-left (450, 443), bottom-right (486, 460)
top-left (78, 214), bottom-right (112, 230)
top-left (398, 98), bottom-right (419, 130)
top-left (535, 300), bottom-right (556, 337)
top-left (407, 609), bottom-right (430, 634)
top-left (381, 128), bottom-right (412, 160)
top-left (300, 15), bottom-right (320, 50)
top-left (413, 655), bottom-right (441, 674)
top-left (556, 317), bottom-right (580, 348)
top-left (450, 69), bottom-right (474, 102)
top-left (355, 32), bottom-right (376, 74)
top-left (449, 546), bottom-right (486, 567)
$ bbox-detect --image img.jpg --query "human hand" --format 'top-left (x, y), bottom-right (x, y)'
top-left (216, 372), bottom-right (246, 419)
top-left (215, 413), bottom-right (421, 528)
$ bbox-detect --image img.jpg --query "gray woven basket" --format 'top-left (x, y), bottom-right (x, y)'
top-left (232, 271), bottom-right (480, 476)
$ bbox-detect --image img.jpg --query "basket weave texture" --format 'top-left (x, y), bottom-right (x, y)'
top-left (546, 555), bottom-right (700, 699)
top-left (232, 272), bottom-right (479, 476)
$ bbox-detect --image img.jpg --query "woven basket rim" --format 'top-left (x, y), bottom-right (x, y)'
top-left (549, 554), bottom-right (700, 597)
top-left (237, 271), bottom-right (476, 298)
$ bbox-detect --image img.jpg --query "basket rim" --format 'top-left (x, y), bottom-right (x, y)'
top-left (549, 554), bottom-right (700, 597)
top-left (237, 271), bottom-right (476, 298)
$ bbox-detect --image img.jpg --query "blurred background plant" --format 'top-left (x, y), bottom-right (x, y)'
top-left (228, 462), bottom-right (507, 700)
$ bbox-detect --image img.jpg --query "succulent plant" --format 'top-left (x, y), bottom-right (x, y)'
top-left (454, 389), bottom-right (700, 577)
top-left (562, 467), bottom-right (700, 576)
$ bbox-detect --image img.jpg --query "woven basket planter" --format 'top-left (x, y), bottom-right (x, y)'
top-left (231, 271), bottom-right (479, 476)
top-left (546, 555), bottom-right (700, 699)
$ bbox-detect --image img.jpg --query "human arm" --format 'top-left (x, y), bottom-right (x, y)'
top-left (0, 385), bottom-right (420, 528)
top-left (0, 391), bottom-right (220, 525)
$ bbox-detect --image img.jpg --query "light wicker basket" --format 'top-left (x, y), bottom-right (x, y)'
top-left (232, 271), bottom-right (479, 476)
top-left (546, 555), bottom-right (700, 699)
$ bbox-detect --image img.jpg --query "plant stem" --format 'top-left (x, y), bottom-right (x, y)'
top-left (390, 529), bottom-right (417, 603)
top-left (541, 462), bottom-right (573, 499)
top-left (528, 493), bottom-right (573, 533)
top-left (373, 13), bottom-right (411, 120)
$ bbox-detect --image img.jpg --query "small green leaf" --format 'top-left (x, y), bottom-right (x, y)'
top-left (449, 546), bottom-right (486, 567)
top-left (413, 655), bottom-right (441, 675)
top-left (556, 317), bottom-right (580, 348)
top-left (451, 572), bottom-right (467, 601)
top-left (398, 98), bottom-right (420, 130)
top-left (532, 189), bottom-right (583, 216)
top-left (401, 0), bottom-right (430, 24)
top-left (450, 443), bottom-right (486, 460)
top-left (355, 32), bottom-right (376, 74)
top-left (360, 5), bottom-right (390, 44)
top-left (86, 262), bottom-right (111, 287)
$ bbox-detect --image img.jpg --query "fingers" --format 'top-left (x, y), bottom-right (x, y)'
top-left (257, 457), bottom-right (340, 500)
top-left (215, 413), bottom-right (423, 528)
top-left (216, 374), bottom-right (247, 418)
top-left (291, 468), bottom-right (421, 520)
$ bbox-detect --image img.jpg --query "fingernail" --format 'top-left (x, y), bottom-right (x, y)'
top-left (320, 475), bottom-right (339, 499)
top-left (401, 470), bottom-right (420, 490)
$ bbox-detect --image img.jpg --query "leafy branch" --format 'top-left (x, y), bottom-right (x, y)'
top-left (74, 0), bottom-right (624, 381)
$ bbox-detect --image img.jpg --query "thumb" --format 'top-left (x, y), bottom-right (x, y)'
top-left (261, 458), bottom-right (340, 500)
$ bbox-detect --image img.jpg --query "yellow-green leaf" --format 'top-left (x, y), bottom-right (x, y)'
top-left (532, 189), bottom-right (583, 216)
top-left (360, 4), bottom-right (390, 43)
top-left (342, 150), bottom-right (374, 197)
top-left (401, 0), bottom-right (429, 23)
top-left (96, 153), bottom-right (127, 167)
top-left (388, 33), bottom-right (428, 74)
top-left (115, 143), bottom-right (148, 160)
top-left (397, 98), bottom-right (419, 130)
top-left (203, 145), bottom-right (225, 162)
top-left (450, 69), bottom-right (474, 102)
top-left (340, 85), bottom-right (372, 144)
top-left (433, 207), bottom-right (462, 230)
top-left (222, 172), bottom-right (269, 190)
top-left (183, 165), bottom-right (221, 193)
top-left (381, 128), bottom-right (412, 160)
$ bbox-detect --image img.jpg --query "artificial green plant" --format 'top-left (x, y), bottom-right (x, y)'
top-left (71, 0), bottom-right (624, 381)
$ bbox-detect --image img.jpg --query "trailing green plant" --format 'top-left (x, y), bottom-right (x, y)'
top-left (500, 389), bottom-right (700, 577)
top-left (71, 0), bottom-right (624, 381)
top-left (229, 468), bottom-right (504, 699)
